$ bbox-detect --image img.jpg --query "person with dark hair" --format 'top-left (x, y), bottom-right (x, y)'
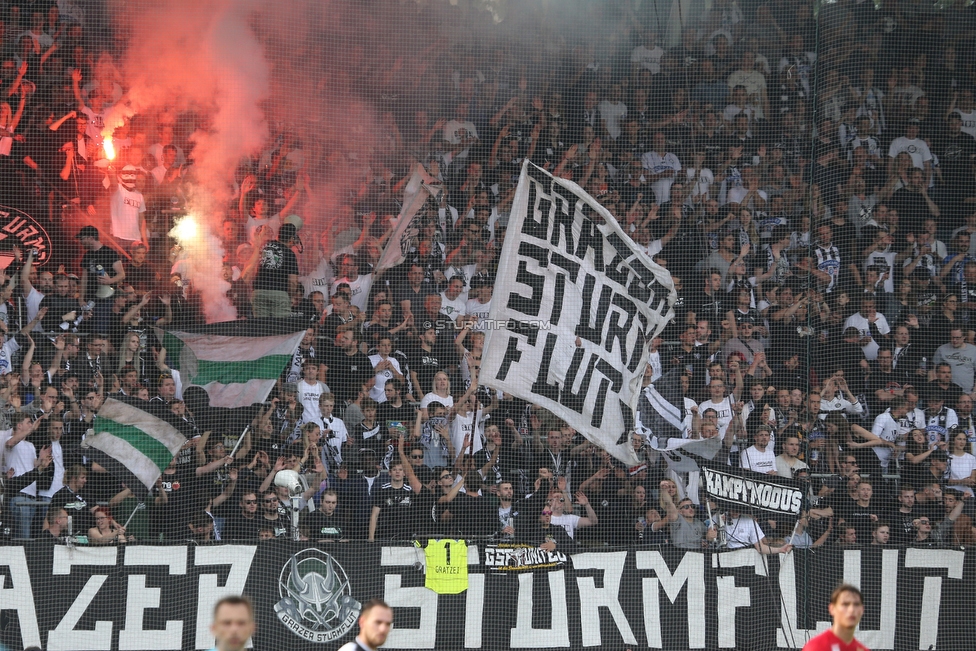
top-left (245, 222), bottom-right (300, 318)
top-left (802, 584), bottom-right (867, 651)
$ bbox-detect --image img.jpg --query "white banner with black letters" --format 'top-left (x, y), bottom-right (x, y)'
top-left (481, 161), bottom-right (677, 466)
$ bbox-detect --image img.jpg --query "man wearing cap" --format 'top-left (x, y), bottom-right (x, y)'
top-left (77, 226), bottom-right (125, 334)
top-left (246, 222), bottom-right (300, 318)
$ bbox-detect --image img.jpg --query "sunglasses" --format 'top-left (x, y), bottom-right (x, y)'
top-left (410, 454), bottom-right (424, 459)
top-left (263, 498), bottom-right (278, 504)
top-left (542, 511), bottom-right (553, 516)
top-left (680, 504), bottom-right (695, 509)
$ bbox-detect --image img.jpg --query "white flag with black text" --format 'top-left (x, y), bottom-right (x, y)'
top-left (480, 160), bottom-right (677, 466)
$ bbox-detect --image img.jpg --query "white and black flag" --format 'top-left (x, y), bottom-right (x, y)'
top-left (702, 466), bottom-right (804, 515)
top-left (480, 160), bottom-right (677, 466)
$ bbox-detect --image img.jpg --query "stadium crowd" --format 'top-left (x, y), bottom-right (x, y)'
top-left (1, 0), bottom-right (976, 552)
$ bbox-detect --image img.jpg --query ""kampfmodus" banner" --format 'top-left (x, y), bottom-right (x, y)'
top-left (703, 466), bottom-right (804, 515)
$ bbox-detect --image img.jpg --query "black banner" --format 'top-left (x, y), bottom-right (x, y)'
top-left (0, 205), bottom-right (53, 266)
top-left (702, 466), bottom-right (805, 515)
top-left (1, 543), bottom-right (974, 650)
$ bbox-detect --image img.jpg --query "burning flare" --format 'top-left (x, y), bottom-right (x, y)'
top-left (103, 136), bottom-right (116, 161)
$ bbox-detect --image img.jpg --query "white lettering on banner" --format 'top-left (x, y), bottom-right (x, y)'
top-left (119, 547), bottom-right (188, 650)
top-left (381, 546), bottom-right (438, 648)
top-left (481, 161), bottom-right (676, 466)
top-left (48, 546), bottom-right (118, 651)
top-left (510, 571), bottom-right (571, 648)
top-left (904, 549), bottom-right (965, 651)
top-left (715, 549), bottom-right (763, 648)
top-left (194, 545), bottom-right (257, 650)
top-left (0, 547), bottom-right (42, 648)
top-left (843, 549), bottom-right (897, 649)
top-left (636, 551), bottom-right (706, 649)
top-left (572, 552), bottom-right (637, 647)
top-left (703, 467), bottom-right (803, 515)
top-left (464, 574), bottom-right (486, 648)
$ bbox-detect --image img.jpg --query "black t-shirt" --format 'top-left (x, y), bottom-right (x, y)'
top-left (261, 512), bottom-right (290, 538)
top-left (377, 401), bottom-right (415, 435)
top-left (49, 486), bottom-right (95, 534)
top-left (305, 510), bottom-right (345, 540)
top-left (407, 344), bottom-right (443, 397)
top-left (837, 496), bottom-right (882, 543)
top-left (327, 349), bottom-right (375, 403)
top-left (253, 240), bottom-right (299, 292)
top-left (886, 507), bottom-right (918, 546)
top-left (371, 483), bottom-right (415, 540)
top-left (223, 513), bottom-right (262, 540)
top-left (81, 246), bottom-right (121, 301)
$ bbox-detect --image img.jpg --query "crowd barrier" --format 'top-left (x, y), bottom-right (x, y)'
top-left (1, 542), bottom-right (972, 650)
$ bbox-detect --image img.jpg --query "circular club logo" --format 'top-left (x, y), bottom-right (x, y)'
top-left (273, 549), bottom-right (361, 643)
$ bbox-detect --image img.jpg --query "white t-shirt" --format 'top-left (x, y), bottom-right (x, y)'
top-left (368, 355), bottom-right (402, 402)
top-left (421, 392), bottom-right (454, 411)
top-left (298, 380), bottom-right (329, 427)
top-left (301, 257), bottom-right (336, 298)
top-left (598, 100), bottom-right (628, 140)
top-left (888, 137), bottom-right (932, 170)
top-left (842, 311), bottom-right (890, 360)
top-left (0, 336), bottom-right (21, 376)
top-left (465, 298), bottom-right (492, 331)
top-left (640, 151), bottom-right (682, 204)
top-left (450, 409), bottom-right (488, 456)
top-left (725, 515), bottom-right (764, 549)
top-left (110, 185), bottom-right (145, 242)
top-left (25, 286), bottom-right (44, 329)
top-left (871, 410), bottom-right (907, 469)
top-left (0, 429), bottom-right (37, 496)
top-left (631, 45), bottom-right (665, 74)
top-left (686, 167), bottom-right (714, 202)
top-left (740, 445), bottom-right (776, 474)
top-left (550, 513), bottom-right (582, 539)
top-left (949, 452), bottom-right (976, 497)
top-left (956, 109), bottom-right (976, 139)
top-left (331, 274), bottom-right (373, 312)
top-left (726, 185), bottom-right (768, 208)
top-left (246, 214), bottom-right (282, 245)
top-left (321, 415), bottom-right (349, 465)
top-left (699, 396), bottom-right (735, 436)
top-left (440, 292), bottom-right (468, 322)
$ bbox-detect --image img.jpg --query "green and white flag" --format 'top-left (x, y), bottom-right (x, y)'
top-left (85, 398), bottom-right (187, 499)
top-left (155, 321), bottom-right (306, 409)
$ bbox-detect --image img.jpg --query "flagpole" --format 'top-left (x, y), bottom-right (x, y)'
top-left (121, 502), bottom-right (146, 530)
top-left (228, 425), bottom-right (250, 461)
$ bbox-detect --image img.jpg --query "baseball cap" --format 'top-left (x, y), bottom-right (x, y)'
top-left (907, 117), bottom-right (921, 125)
top-left (278, 223), bottom-right (299, 242)
top-left (76, 226), bottom-right (99, 239)
top-left (737, 314), bottom-right (756, 325)
top-left (281, 382), bottom-right (298, 394)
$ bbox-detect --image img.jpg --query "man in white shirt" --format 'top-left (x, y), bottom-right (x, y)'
top-left (726, 51), bottom-right (768, 119)
top-left (108, 164), bottom-right (147, 246)
top-left (546, 488), bottom-right (598, 540)
top-left (775, 435), bottom-right (809, 478)
top-left (1, 413), bottom-right (40, 538)
top-left (598, 84), bottom-right (628, 141)
top-left (331, 254), bottom-right (373, 313)
top-left (631, 31), bottom-right (665, 74)
top-left (871, 398), bottom-right (911, 472)
top-left (439, 276), bottom-right (467, 325)
top-left (740, 427), bottom-right (777, 474)
top-left (698, 378), bottom-right (736, 438)
top-left (842, 296), bottom-right (890, 361)
top-left (464, 275), bottom-right (493, 331)
top-left (888, 118), bottom-right (933, 182)
top-left (641, 132), bottom-right (682, 204)
top-left (297, 362), bottom-right (329, 428)
top-left (932, 328), bottom-right (976, 393)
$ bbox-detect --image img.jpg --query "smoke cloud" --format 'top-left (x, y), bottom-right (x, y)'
top-left (102, 0), bottom-right (631, 321)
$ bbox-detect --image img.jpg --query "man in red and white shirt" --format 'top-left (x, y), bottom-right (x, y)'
top-left (802, 584), bottom-right (869, 651)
